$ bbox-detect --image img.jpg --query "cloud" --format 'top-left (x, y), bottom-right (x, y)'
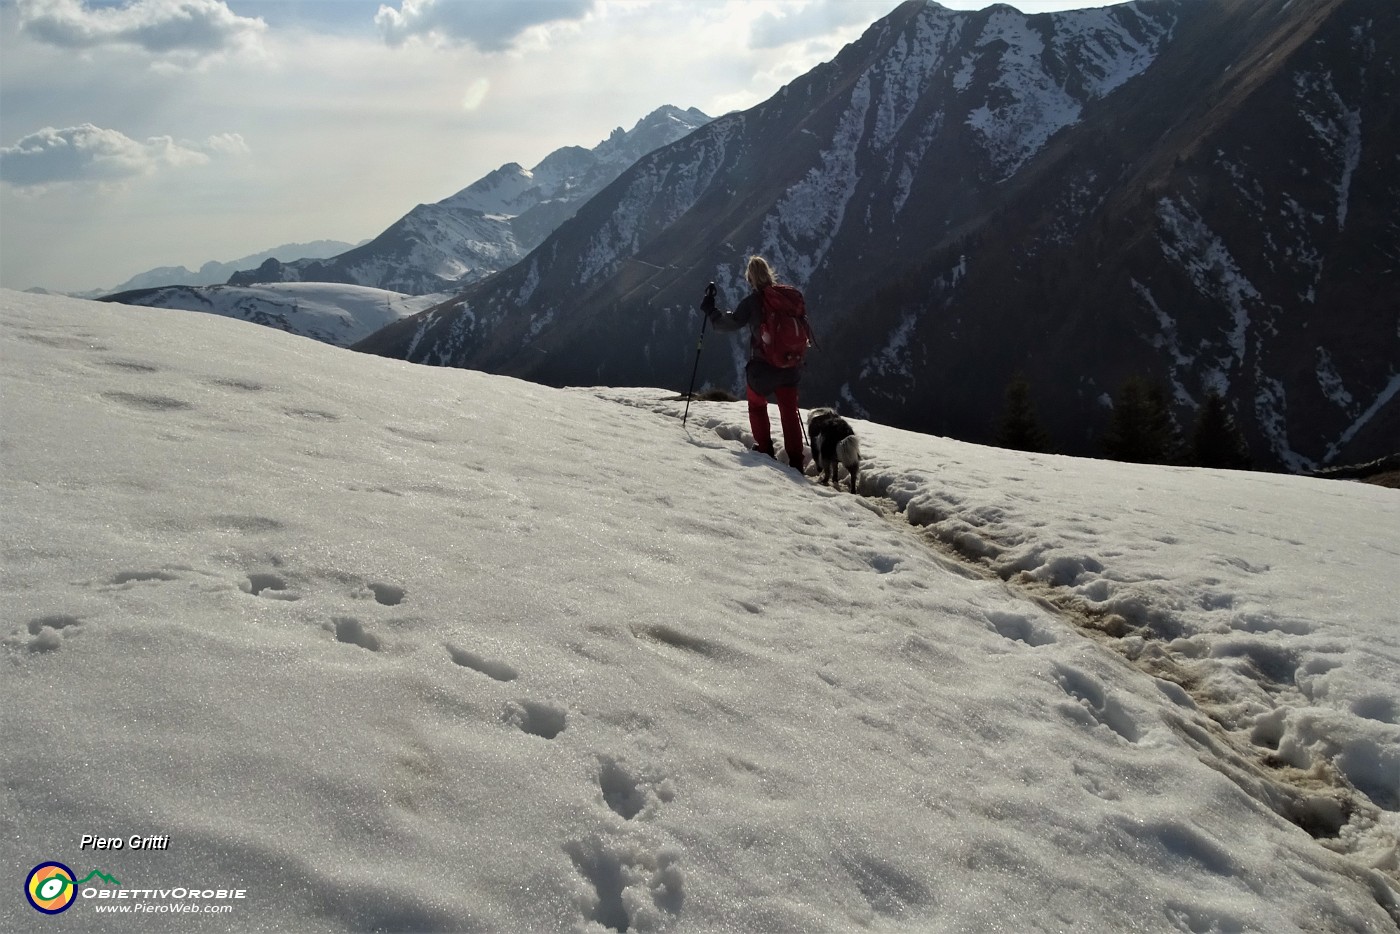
top-left (749, 0), bottom-right (880, 50)
top-left (202, 131), bottom-right (250, 156)
top-left (375, 0), bottom-right (595, 51)
top-left (16, 0), bottom-right (266, 55)
top-left (0, 124), bottom-right (244, 190)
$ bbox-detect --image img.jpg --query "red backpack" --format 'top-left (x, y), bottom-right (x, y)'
top-left (755, 284), bottom-right (813, 369)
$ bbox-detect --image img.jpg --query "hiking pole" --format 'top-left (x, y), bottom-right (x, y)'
top-left (682, 285), bottom-right (714, 428)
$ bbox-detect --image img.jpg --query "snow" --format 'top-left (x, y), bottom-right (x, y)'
top-left (870, 7), bottom-right (956, 157)
top-left (1294, 69), bottom-right (1364, 231)
top-left (1156, 196), bottom-right (1260, 369)
top-left (1131, 278), bottom-right (1196, 408)
top-left (962, 5), bottom-right (1172, 179)
top-left (107, 282), bottom-right (440, 348)
top-left (760, 74), bottom-right (870, 285)
top-left (441, 163), bottom-right (540, 217)
top-left (952, 52), bottom-right (976, 92)
top-left (964, 10), bottom-right (1082, 178)
top-left (857, 312), bottom-right (919, 385)
top-left (1324, 371), bottom-right (1400, 466)
top-left (1054, 6), bottom-right (1173, 99)
top-left (576, 121), bottom-right (734, 288)
top-left (1316, 347), bottom-right (1356, 411)
top-left (3, 290), bottom-right (1398, 933)
top-left (891, 109), bottom-right (943, 217)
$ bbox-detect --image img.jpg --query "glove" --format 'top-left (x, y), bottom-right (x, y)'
top-left (701, 282), bottom-right (717, 314)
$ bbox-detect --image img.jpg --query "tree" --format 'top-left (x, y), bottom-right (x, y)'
top-left (1189, 391), bottom-right (1251, 469)
top-left (995, 375), bottom-right (1052, 453)
top-left (1103, 376), bottom-right (1181, 464)
top-left (1144, 382), bottom-right (1184, 464)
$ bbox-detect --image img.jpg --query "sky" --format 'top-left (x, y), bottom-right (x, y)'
top-left (3, 287), bottom-right (1397, 930)
top-left (1, 0), bottom-right (1133, 293)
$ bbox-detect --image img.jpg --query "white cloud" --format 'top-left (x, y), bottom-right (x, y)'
top-left (202, 131), bottom-right (250, 156)
top-left (16, 0), bottom-right (266, 55)
top-left (0, 124), bottom-right (245, 190)
top-left (375, 0), bottom-right (595, 51)
top-left (749, 0), bottom-right (883, 50)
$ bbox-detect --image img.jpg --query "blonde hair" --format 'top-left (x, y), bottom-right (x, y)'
top-left (745, 255), bottom-right (776, 291)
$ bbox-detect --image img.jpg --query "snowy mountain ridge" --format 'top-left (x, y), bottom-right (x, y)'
top-left (58, 240), bottom-right (363, 298)
top-left (98, 282), bottom-right (442, 348)
top-left (230, 105), bottom-right (711, 296)
top-left (357, 0), bottom-right (1399, 474)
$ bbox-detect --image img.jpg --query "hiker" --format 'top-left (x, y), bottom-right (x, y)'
top-left (701, 256), bottom-right (811, 472)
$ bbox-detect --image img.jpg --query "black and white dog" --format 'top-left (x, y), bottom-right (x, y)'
top-left (807, 408), bottom-right (860, 493)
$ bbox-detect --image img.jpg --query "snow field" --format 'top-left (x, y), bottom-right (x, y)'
top-left (116, 281), bottom-right (441, 348)
top-left (2, 291), bottom-right (1397, 933)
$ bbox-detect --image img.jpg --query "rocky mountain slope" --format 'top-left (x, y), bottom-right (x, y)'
top-left (230, 106), bottom-right (710, 296)
top-left (356, 0), bottom-right (1398, 473)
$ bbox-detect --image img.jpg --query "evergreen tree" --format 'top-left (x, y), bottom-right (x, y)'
top-left (1189, 391), bottom-right (1252, 469)
top-left (1145, 382), bottom-right (1184, 464)
top-left (1103, 376), bottom-right (1180, 464)
top-left (995, 375), bottom-right (1052, 453)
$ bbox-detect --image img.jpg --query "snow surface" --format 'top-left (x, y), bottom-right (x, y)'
top-left (2, 290), bottom-right (1398, 933)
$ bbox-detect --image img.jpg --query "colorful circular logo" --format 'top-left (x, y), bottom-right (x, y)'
top-left (26, 862), bottom-right (77, 914)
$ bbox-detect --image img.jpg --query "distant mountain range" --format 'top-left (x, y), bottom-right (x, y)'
top-left (69, 241), bottom-right (363, 298)
top-left (355, 0), bottom-right (1400, 474)
top-left (226, 106), bottom-right (712, 295)
top-left (101, 283), bottom-right (438, 347)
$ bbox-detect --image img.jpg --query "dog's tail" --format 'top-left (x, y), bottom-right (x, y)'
top-left (837, 436), bottom-right (860, 493)
top-left (837, 435), bottom-right (860, 471)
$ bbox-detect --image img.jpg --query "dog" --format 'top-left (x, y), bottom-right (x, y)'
top-left (807, 408), bottom-right (860, 493)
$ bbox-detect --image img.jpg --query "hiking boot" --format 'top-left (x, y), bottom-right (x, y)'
top-left (753, 443), bottom-right (775, 459)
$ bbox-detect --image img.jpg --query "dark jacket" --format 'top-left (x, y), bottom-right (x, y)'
top-left (703, 287), bottom-right (802, 397)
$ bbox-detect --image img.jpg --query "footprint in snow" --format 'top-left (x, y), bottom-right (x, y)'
top-left (102, 390), bottom-right (193, 412)
top-left (111, 569), bottom-right (180, 586)
top-left (597, 756), bottom-right (675, 821)
top-left (350, 581), bottom-right (406, 606)
top-left (446, 644), bottom-right (517, 682)
top-left (1053, 665), bottom-right (1141, 744)
top-left (331, 617), bottom-right (381, 652)
top-left (564, 835), bottom-right (683, 932)
top-left (502, 700), bottom-right (566, 739)
top-left (985, 610), bottom-right (1057, 647)
top-left (98, 358), bottom-right (160, 374)
top-left (22, 615), bottom-right (83, 653)
top-left (244, 572), bottom-right (299, 600)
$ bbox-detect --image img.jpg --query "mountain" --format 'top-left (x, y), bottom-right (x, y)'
top-left (82, 240), bottom-right (360, 297)
top-left (228, 105), bottom-right (711, 296)
top-left (355, 0), bottom-right (1399, 474)
top-left (99, 282), bottom-right (440, 348)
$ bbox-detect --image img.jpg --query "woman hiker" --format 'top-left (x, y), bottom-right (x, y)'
top-left (701, 255), bottom-right (809, 473)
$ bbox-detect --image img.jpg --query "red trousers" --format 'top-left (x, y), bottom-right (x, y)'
top-left (748, 384), bottom-right (803, 469)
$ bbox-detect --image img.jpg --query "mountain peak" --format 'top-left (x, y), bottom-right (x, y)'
top-left (227, 102), bottom-right (710, 296)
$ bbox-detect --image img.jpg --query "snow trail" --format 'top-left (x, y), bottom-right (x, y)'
top-left (614, 387), bottom-right (1400, 907)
